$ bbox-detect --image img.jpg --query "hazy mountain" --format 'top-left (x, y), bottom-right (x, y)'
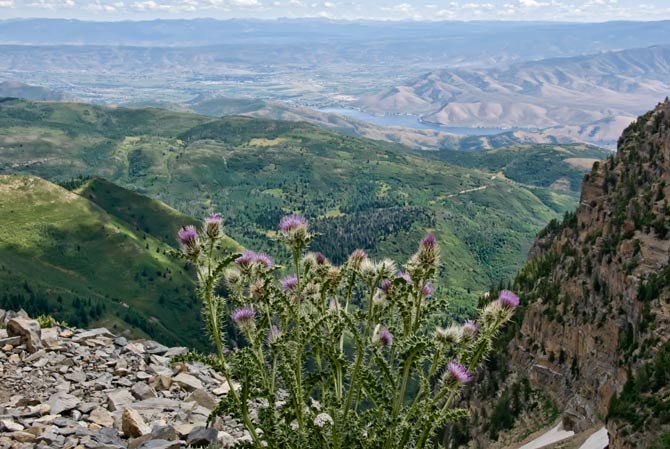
top-left (1, 19), bottom-right (670, 108)
top-left (1, 19), bottom-right (670, 62)
top-left (358, 45), bottom-right (670, 142)
top-left (0, 80), bottom-right (74, 101)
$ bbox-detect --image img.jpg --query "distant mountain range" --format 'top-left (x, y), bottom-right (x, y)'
top-left (358, 45), bottom-right (670, 144)
top-left (0, 81), bottom-right (76, 102)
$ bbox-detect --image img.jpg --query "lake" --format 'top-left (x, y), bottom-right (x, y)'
top-left (318, 108), bottom-right (513, 136)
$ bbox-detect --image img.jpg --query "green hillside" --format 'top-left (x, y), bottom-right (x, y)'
top-left (0, 174), bottom-right (239, 349)
top-left (0, 99), bottom-right (607, 319)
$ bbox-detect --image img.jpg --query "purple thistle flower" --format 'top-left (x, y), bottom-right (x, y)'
top-left (498, 290), bottom-right (520, 309)
top-left (253, 252), bottom-right (274, 269)
top-left (178, 225), bottom-right (198, 247)
top-left (422, 282), bottom-right (435, 298)
top-left (315, 252), bottom-right (327, 265)
top-left (395, 271), bottom-right (412, 284)
top-left (421, 233), bottom-right (437, 249)
top-left (463, 320), bottom-right (477, 334)
top-left (205, 213), bottom-right (223, 226)
top-left (231, 307), bottom-right (255, 326)
top-left (281, 274), bottom-right (299, 292)
top-left (446, 361), bottom-right (472, 384)
top-left (379, 279), bottom-right (393, 294)
top-left (279, 214), bottom-right (308, 233)
top-left (379, 328), bottom-right (393, 347)
top-left (235, 250), bottom-right (256, 267)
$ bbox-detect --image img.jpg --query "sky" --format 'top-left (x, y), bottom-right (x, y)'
top-left (0, 0), bottom-right (669, 22)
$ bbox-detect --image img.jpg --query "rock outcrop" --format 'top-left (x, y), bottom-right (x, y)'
top-left (457, 99), bottom-right (670, 448)
top-left (0, 309), bottom-right (251, 449)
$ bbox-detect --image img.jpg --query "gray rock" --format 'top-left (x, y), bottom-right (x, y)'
top-left (172, 373), bottom-right (203, 391)
top-left (0, 419), bottom-right (24, 432)
top-left (72, 328), bottom-right (114, 342)
top-left (88, 407), bottom-right (115, 427)
top-left (131, 382), bottom-right (156, 400)
top-left (107, 389), bottom-right (135, 412)
top-left (217, 431), bottom-right (236, 448)
top-left (47, 392), bottom-right (80, 415)
top-left (0, 336), bottom-right (22, 346)
top-left (149, 426), bottom-right (178, 442)
top-left (186, 426), bottom-right (218, 448)
top-left (137, 439), bottom-right (182, 449)
top-left (185, 389), bottom-right (218, 411)
top-left (7, 318), bottom-right (43, 353)
top-left (144, 341), bottom-right (169, 355)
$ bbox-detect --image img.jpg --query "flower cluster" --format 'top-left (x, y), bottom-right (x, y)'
top-left (173, 213), bottom-right (518, 449)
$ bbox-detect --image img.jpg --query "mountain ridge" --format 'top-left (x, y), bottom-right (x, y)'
top-left (358, 45), bottom-right (670, 144)
top-left (455, 100), bottom-right (670, 448)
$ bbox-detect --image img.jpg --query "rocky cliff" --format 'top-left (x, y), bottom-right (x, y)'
top-left (457, 99), bottom-right (670, 448)
top-left (0, 309), bottom-right (253, 449)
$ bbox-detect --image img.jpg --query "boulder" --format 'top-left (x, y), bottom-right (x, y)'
top-left (7, 318), bottom-right (42, 353)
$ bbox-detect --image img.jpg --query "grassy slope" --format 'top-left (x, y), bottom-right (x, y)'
top-left (0, 174), bottom-right (238, 348)
top-left (0, 99), bottom-right (605, 319)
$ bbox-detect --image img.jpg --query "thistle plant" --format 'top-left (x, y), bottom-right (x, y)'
top-left (172, 214), bottom-right (518, 449)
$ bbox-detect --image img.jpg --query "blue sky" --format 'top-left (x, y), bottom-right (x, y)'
top-left (0, 0), bottom-right (669, 21)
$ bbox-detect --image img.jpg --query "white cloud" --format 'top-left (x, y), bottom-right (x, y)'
top-left (0, 0), bottom-right (14, 5)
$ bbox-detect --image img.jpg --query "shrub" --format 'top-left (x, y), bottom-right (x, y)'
top-left (172, 214), bottom-right (517, 449)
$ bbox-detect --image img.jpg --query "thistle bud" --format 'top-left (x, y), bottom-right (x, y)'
top-left (379, 279), bottom-right (393, 294)
top-left (267, 325), bottom-right (281, 344)
top-left (372, 291), bottom-right (388, 308)
top-left (461, 320), bottom-right (478, 341)
top-left (372, 324), bottom-right (393, 348)
top-left (224, 268), bottom-right (242, 287)
top-left (435, 325), bottom-right (462, 346)
top-left (395, 271), bottom-right (412, 284)
top-left (360, 258), bottom-right (377, 280)
top-left (326, 266), bottom-right (342, 285)
top-left (376, 259), bottom-right (397, 279)
top-left (250, 279), bottom-right (266, 300)
top-left (315, 252), bottom-right (327, 265)
top-left (422, 282), bottom-right (435, 298)
top-left (480, 299), bottom-right (513, 328)
top-left (413, 233), bottom-right (440, 269)
top-left (347, 249), bottom-right (368, 270)
top-left (204, 213), bottom-right (223, 239)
